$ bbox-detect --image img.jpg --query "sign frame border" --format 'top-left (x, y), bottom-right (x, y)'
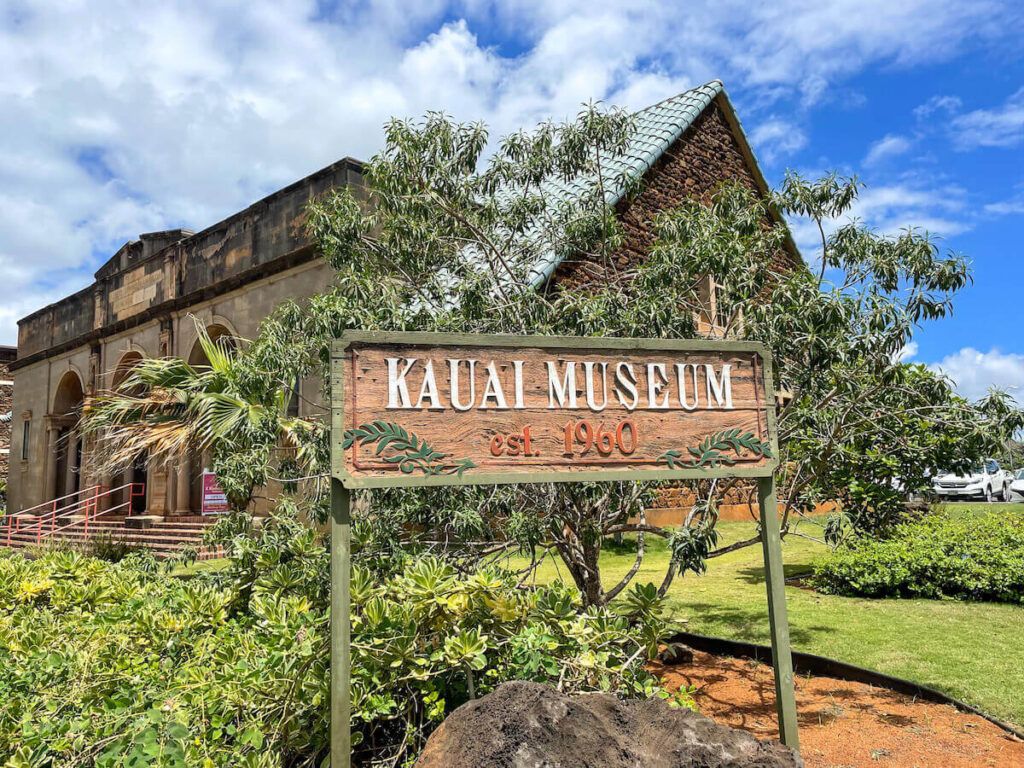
top-left (330, 331), bottom-right (779, 490)
top-left (328, 331), bottom-right (799, 768)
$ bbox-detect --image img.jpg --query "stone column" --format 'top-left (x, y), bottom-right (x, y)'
top-left (64, 436), bottom-right (79, 497)
top-left (147, 466), bottom-right (167, 515)
top-left (167, 464), bottom-right (177, 514)
top-left (77, 438), bottom-right (92, 494)
top-left (44, 425), bottom-right (60, 501)
top-left (175, 451), bottom-right (192, 515)
top-left (96, 473), bottom-right (113, 512)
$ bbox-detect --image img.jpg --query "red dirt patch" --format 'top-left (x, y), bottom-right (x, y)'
top-left (655, 651), bottom-right (1024, 768)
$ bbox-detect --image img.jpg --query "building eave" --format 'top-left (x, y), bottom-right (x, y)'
top-left (711, 90), bottom-right (804, 268)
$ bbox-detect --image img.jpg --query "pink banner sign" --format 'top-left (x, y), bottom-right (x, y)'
top-left (201, 471), bottom-right (230, 515)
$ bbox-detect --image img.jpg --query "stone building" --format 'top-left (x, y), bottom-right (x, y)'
top-left (7, 80), bottom-right (798, 521)
top-left (7, 158), bottom-right (364, 516)
top-left (1, 345), bottom-right (15, 492)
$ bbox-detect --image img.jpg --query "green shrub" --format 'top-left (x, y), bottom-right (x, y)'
top-left (0, 511), bottom-right (687, 767)
top-left (811, 508), bottom-right (1024, 603)
top-left (86, 532), bottom-right (142, 562)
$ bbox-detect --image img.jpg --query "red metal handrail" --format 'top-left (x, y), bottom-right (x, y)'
top-left (3, 484), bottom-right (97, 546)
top-left (56, 483), bottom-right (146, 541)
top-left (3, 483), bottom-right (145, 547)
top-left (16, 484), bottom-right (101, 517)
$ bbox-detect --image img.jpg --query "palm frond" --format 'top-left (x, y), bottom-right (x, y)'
top-left (81, 319), bottom-right (320, 482)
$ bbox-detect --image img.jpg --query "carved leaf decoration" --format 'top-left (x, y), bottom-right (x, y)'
top-left (343, 420), bottom-right (477, 477)
top-left (658, 429), bottom-right (772, 470)
top-left (659, 449), bottom-right (686, 470)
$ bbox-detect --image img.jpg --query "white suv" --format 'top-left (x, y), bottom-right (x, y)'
top-left (1009, 469), bottom-right (1024, 502)
top-left (932, 459), bottom-right (1014, 502)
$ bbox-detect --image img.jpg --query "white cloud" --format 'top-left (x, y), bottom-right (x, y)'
top-left (864, 134), bottom-right (912, 166)
top-left (985, 191), bottom-right (1024, 216)
top-left (786, 178), bottom-right (971, 262)
top-left (749, 119), bottom-right (808, 165)
top-left (713, 0), bottom-right (1016, 102)
top-left (851, 182), bottom-right (970, 236)
top-left (914, 94), bottom-right (962, 120)
top-left (896, 341), bottom-right (919, 362)
top-left (929, 347), bottom-right (1024, 402)
top-left (0, 0), bottom-right (1022, 343)
top-left (951, 87), bottom-right (1024, 149)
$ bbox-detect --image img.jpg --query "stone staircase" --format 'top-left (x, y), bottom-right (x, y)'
top-left (2, 486), bottom-right (227, 561)
top-left (3, 514), bottom-right (225, 559)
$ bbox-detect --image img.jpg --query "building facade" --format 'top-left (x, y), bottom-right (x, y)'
top-left (7, 81), bottom-right (797, 518)
top-left (7, 158), bottom-right (364, 515)
top-left (1, 345), bottom-right (15, 492)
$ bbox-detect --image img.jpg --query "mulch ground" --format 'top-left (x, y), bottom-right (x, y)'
top-left (654, 651), bottom-right (1024, 768)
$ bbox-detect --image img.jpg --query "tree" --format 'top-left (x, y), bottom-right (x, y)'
top-left (83, 108), bottom-right (1022, 608)
top-left (644, 173), bottom-right (1024, 542)
top-left (81, 325), bottom-right (317, 512)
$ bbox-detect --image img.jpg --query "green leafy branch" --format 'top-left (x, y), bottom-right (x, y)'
top-left (343, 420), bottom-right (477, 477)
top-left (658, 428), bottom-right (773, 469)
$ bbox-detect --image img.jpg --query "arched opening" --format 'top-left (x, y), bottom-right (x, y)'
top-left (112, 351), bottom-right (144, 388)
top-left (178, 324), bottom-right (236, 514)
top-left (110, 352), bottom-right (148, 514)
top-left (51, 370), bottom-right (85, 500)
top-left (187, 323), bottom-right (234, 367)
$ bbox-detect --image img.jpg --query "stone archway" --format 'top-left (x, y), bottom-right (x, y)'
top-left (186, 323), bottom-right (235, 366)
top-left (49, 370), bottom-right (85, 501)
top-left (108, 351), bottom-right (148, 514)
top-left (112, 351), bottom-right (144, 389)
top-left (175, 323), bottom-right (236, 515)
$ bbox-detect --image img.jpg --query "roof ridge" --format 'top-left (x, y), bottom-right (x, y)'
top-left (527, 80), bottom-right (726, 285)
top-left (633, 79), bottom-right (724, 116)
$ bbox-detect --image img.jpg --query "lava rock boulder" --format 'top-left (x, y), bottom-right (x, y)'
top-left (416, 681), bottom-right (802, 768)
top-left (658, 642), bottom-right (696, 666)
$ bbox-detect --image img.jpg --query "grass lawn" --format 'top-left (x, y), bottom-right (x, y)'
top-left (509, 502), bottom-right (1024, 727)
top-left (177, 503), bottom-right (1024, 725)
top-left (168, 557), bottom-right (230, 577)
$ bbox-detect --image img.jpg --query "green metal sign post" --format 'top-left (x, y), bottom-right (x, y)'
top-left (757, 475), bottom-right (800, 747)
top-left (329, 332), bottom-right (799, 767)
top-left (329, 479), bottom-right (351, 768)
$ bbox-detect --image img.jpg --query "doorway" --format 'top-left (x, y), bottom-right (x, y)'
top-left (130, 451), bottom-right (148, 515)
top-left (50, 370), bottom-right (85, 502)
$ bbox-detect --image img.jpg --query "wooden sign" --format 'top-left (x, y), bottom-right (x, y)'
top-left (327, 332), bottom-right (799, 768)
top-left (331, 332), bottom-right (777, 488)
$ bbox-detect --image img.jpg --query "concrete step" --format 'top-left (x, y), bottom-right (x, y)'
top-left (85, 521), bottom-right (213, 535)
top-left (2, 514), bottom-right (225, 560)
top-left (163, 515), bottom-right (220, 524)
top-left (6, 535), bottom-right (211, 550)
top-left (7, 520), bottom-right (212, 536)
top-left (24, 532), bottom-right (209, 548)
top-left (2, 500), bottom-right (226, 559)
top-left (2, 534), bottom-right (225, 560)
top-left (3, 538), bottom-right (222, 556)
top-left (95, 523), bottom-right (204, 535)
top-left (4, 537), bottom-right (213, 553)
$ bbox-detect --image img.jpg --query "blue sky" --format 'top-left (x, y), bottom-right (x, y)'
top-left (1, 0), bottom-right (1022, 400)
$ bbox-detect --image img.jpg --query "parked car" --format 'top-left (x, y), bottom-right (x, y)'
top-left (931, 459), bottom-right (1014, 502)
top-left (1010, 469), bottom-right (1024, 502)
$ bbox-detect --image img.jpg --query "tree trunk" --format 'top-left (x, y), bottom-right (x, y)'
top-left (580, 531), bottom-right (604, 607)
top-left (555, 519), bottom-right (606, 609)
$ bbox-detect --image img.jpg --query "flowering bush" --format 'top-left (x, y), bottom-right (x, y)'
top-left (0, 513), bottom-right (686, 767)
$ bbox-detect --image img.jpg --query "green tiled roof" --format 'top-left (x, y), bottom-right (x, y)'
top-left (529, 80), bottom-right (726, 285)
